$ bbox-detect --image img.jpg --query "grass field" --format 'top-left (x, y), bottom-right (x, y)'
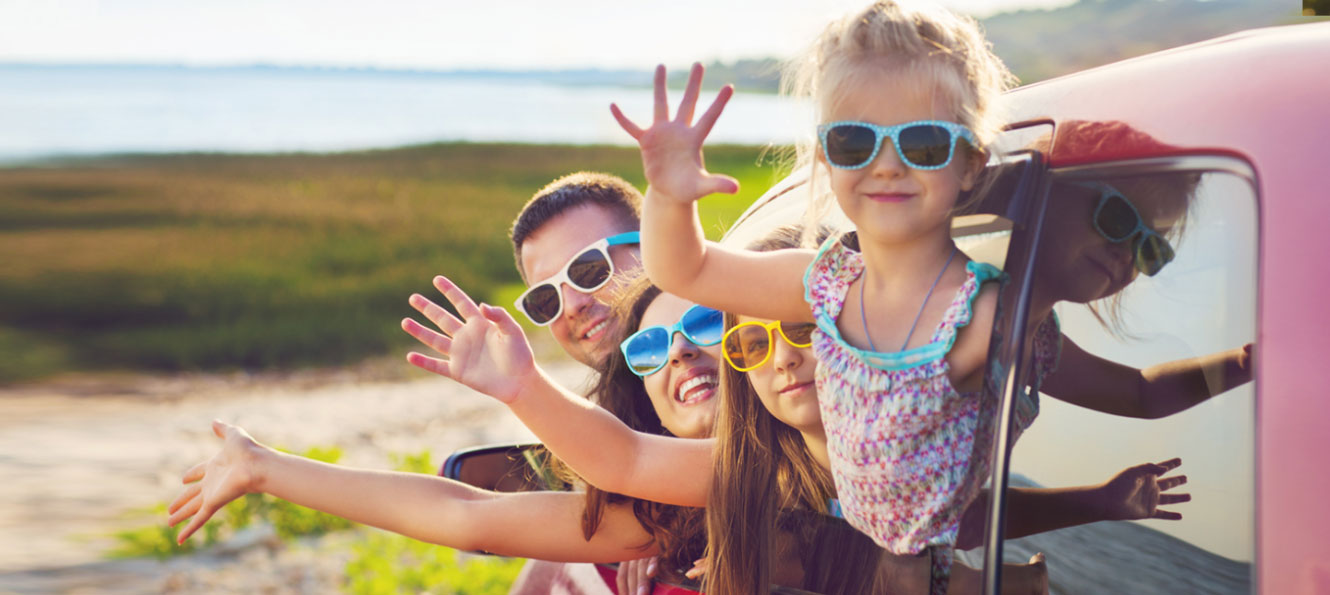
top-left (0, 142), bottom-right (792, 384)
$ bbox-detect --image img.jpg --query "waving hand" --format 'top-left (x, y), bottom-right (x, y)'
top-left (611, 63), bottom-right (739, 203)
top-left (402, 276), bottom-right (536, 404)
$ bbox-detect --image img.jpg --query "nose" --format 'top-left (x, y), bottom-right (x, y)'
top-left (1106, 235), bottom-right (1136, 268)
top-left (868, 139), bottom-right (907, 178)
top-left (771, 337), bottom-right (804, 372)
top-left (668, 332), bottom-right (700, 365)
top-left (561, 283), bottom-right (595, 319)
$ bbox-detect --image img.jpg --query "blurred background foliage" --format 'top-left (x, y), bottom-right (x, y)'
top-left (0, 143), bottom-right (784, 383)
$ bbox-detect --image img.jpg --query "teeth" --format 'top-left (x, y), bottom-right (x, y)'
top-left (582, 319), bottom-right (608, 340)
top-left (676, 374), bottom-right (717, 402)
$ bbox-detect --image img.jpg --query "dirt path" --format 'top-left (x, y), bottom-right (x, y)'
top-left (0, 361), bottom-right (593, 594)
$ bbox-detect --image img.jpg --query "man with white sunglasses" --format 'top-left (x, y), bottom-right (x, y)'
top-left (509, 171), bottom-right (643, 368)
top-left (506, 172), bottom-right (646, 595)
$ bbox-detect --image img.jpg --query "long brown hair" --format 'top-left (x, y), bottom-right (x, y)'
top-left (570, 276), bottom-right (706, 579)
top-left (703, 225), bottom-right (891, 594)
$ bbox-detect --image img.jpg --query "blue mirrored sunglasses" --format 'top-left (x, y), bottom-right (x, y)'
top-left (620, 304), bottom-right (724, 377)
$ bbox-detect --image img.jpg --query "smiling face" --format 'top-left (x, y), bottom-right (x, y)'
top-left (519, 203), bottom-right (641, 367)
top-left (819, 68), bottom-right (984, 247)
top-left (735, 316), bottom-right (822, 435)
top-left (637, 293), bottom-right (721, 439)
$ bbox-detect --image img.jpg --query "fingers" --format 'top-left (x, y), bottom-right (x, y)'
top-left (1029, 552), bottom-right (1046, 565)
top-left (181, 461), bottom-right (207, 484)
top-left (168, 482), bottom-right (202, 516)
top-left (701, 174), bottom-right (740, 196)
top-left (167, 491), bottom-right (202, 527)
top-left (431, 276), bottom-right (482, 321)
top-left (401, 318), bottom-right (453, 354)
top-left (406, 352), bottom-right (451, 378)
top-left (616, 560), bottom-right (629, 594)
top-left (479, 303), bottom-right (524, 337)
top-left (694, 84), bottom-right (733, 140)
top-left (410, 292), bottom-right (463, 336)
top-left (1157, 475), bottom-right (1188, 491)
top-left (1156, 457), bottom-right (1182, 472)
top-left (176, 503), bottom-right (215, 544)
top-left (652, 64), bottom-right (668, 123)
top-left (610, 103), bottom-right (644, 139)
top-left (684, 557), bottom-right (707, 580)
top-left (1158, 493), bottom-right (1191, 505)
top-left (1152, 509), bottom-right (1183, 521)
top-left (675, 62), bottom-right (704, 124)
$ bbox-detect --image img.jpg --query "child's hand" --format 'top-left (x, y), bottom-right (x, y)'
top-left (610, 63), bottom-right (739, 204)
top-left (1099, 457), bottom-right (1190, 521)
top-left (402, 276), bottom-right (537, 404)
top-left (167, 420), bottom-right (266, 544)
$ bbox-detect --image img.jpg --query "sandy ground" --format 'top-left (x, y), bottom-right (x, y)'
top-left (0, 359), bottom-right (595, 594)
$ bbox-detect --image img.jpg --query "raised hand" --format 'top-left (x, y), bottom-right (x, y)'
top-left (610, 63), bottom-right (739, 203)
top-left (1100, 457), bottom-right (1190, 521)
top-left (167, 420), bottom-right (265, 544)
top-left (402, 276), bottom-right (537, 404)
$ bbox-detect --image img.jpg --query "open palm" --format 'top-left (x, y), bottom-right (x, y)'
top-left (1102, 458), bottom-right (1190, 521)
top-left (167, 420), bottom-right (262, 543)
top-left (611, 63), bottom-right (739, 203)
top-left (402, 275), bottom-right (536, 404)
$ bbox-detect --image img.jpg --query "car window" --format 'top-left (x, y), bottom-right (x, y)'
top-left (978, 161), bottom-right (1257, 593)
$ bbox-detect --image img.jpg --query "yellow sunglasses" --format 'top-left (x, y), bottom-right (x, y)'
top-left (722, 320), bottom-right (816, 372)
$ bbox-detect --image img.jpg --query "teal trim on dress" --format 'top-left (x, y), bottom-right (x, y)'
top-left (804, 238), bottom-right (1004, 372)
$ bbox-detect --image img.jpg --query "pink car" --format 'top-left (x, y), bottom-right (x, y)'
top-left (447, 22), bottom-right (1330, 594)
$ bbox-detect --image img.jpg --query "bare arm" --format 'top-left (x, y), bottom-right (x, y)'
top-left (614, 63), bottom-right (813, 323)
top-left (168, 421), bottom-right (658, 562)
top-left (1042, 334), bottom-right (1252, 419)
top-left (955, 459), bottom-right (1189, 550)
top-left (403, 276), bottom-right (712, 507)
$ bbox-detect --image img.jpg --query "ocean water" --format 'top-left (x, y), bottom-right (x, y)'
top-left (0, 65), bottom-right (812, 163)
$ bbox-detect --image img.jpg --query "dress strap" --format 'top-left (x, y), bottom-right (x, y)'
top-left (927, 260), bottom-right (1004, 351)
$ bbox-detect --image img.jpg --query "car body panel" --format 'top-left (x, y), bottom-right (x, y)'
top-left (1004, 22), bottom-right (1330, 594)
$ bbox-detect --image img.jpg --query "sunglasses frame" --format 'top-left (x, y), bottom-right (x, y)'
top-left (722, 320), bottom-right (815, 372)
top-left (1081, 182), bottom-right (1175, 277)
top-left (816, 119), bottom-right (977, 171)
top-left (620, 304), bottom-right (724, 377)
top-left (514, 231), bottom-right (640, 326)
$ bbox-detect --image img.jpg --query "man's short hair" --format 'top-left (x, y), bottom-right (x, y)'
top-left (510, 172), bottom-right (643, 281)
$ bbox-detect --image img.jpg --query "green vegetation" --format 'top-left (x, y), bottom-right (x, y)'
top-left (345, 532), bottom-right (526, 595)
top-left (0, 142), bottom-right (789, 384)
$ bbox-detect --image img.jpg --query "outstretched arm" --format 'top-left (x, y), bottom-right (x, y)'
top-left (612, 63), bottom-right (813, 323)
top-left (956, 458), bottom-right (1190, 550)
top-left (168, 421), bottom-right (657, 562)
top-left (1042, 335), bottom-right (1253, 419)
top-left (401, 276), bottom-right (712, 507)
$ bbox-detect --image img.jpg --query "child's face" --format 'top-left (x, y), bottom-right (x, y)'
top-left (737, 315), bottom-right (822, 435)
top-left (638, 293), bottom-right (721, 439)
top-left (819, 72), bottom-right (983, 246)
top-left (1038, 180), bottom-right (1185, 304)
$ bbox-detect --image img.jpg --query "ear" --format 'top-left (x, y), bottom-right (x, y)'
top-left (958, 147), bottom-right (988, 192)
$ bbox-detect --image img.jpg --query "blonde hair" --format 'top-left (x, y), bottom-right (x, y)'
top-left (783, 0), bottom-right (1018, 245)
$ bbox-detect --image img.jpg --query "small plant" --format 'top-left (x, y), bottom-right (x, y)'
top-left (344, 531), bottom-right (525, 595)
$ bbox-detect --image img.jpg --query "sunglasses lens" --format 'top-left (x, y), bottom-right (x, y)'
top-left (779, 322), bottom-right (816, 346)
top-left (724, 325), bottom-right (770, 370)
top-left (566, 248), bottom-right (612, 291)
top-left (897, 124), bottom-right (953, 168)
top-left (519, 284), bottom-right (561, 324)
top-left (1136, 233), bottom-right (1175, 276)
top-left (681, 306), bottom-right (724, 346)
top-left (824, 124), bottom-right (878, 167)
top-left (1095, 193), bottom-right (1140, 241)
top-left (623, 327), bottom-right (669, 376)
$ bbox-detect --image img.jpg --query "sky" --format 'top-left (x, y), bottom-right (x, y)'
top-left (0, 0), bottom-right (1077, 70)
